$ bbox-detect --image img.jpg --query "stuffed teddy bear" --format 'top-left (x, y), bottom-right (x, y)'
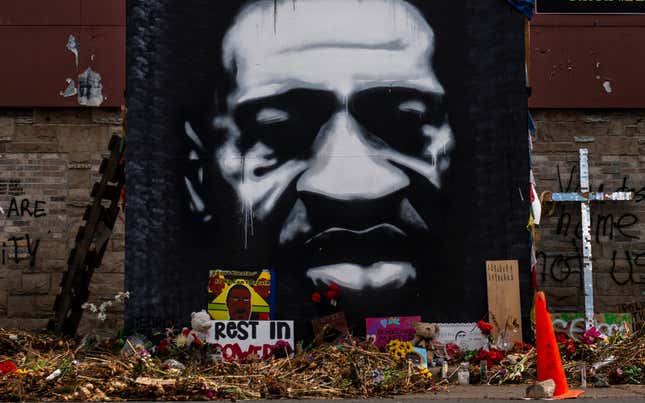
top-left (412, 322), bottom-right (439, 349)
top-left (412, 322), bottom-right (444, 364)
top-left (190, 309), bottom-right (213, 343)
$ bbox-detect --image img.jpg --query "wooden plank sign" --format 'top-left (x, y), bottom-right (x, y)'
top-left (486, 260), bottom-right (522, 343)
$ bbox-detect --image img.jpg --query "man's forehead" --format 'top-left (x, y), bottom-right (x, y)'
top-left (223, 0), bottom-right (442, 102)
top-left (224, 0), bottom-right (432, 62)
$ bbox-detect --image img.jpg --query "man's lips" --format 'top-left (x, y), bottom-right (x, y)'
top-left (301, 223), bottom-right (412, 267)
top-left (307, 261), bottom-right (416, 290)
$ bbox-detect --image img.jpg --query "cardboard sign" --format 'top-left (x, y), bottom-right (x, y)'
top-left (207, 320), bottom-right (294, 360)
top-left (207, 270), bottom-right (273, 320)
top-left (435, 323), bottom-right (488, 351)
top-left (311, 312), bottom-right (349, 342)
top-left (486, 260), bottom-right (523, 343)
top-left (620, 302), bottom-right (645, 331)
top-left (365, 316), bottom-right (420, 348)
top-left (407, 347), bottom-right (428, 368)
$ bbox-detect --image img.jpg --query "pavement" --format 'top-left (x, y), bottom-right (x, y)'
top-left (399, 384), bottom-right (645, 400)
top-left (123, 385), bottom-right (644, 402)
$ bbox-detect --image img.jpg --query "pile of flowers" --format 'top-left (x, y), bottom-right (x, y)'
top-left (386, 339), bottom-right (414, 359)
top-left (385, 340), bottom-right (432, 380)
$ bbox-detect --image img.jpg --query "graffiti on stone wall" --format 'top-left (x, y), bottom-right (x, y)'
top-left (0, 180), bottom-right (46, 266)
top-left (537, 164), bottom-right (645, 286)
top-left (551, 312), bottom-right (633, 342)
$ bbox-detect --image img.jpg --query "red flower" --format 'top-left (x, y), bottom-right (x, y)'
top-left (311, 292), bottom-right (321, 303)
top-left (476, 320), bottom-right (494, 335)
top-left (445, 342), bottom-right (461, 358)
top-left (556, 332), bottom-right (568, 344)
top-left (486, 349), bottom-right (504, 366)
top-left (0, 361), bottom-right (17, 375)
top-left (328, 283), bottom-right (340, 291)
top-left (325, 289), bottom-right (339, 300)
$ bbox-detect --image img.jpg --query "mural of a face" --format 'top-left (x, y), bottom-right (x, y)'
top-left (188, 0), bottom-right (454, 293)
top-left (226, 285), bottom-right (252, 320)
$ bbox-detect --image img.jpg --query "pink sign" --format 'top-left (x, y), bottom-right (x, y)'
top-left (365, 316), bottom-right (421, 348)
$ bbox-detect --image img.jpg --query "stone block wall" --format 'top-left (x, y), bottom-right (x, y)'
top-left (0, 108), bottom-right (125, 335)
top-left (532, 110), bottom-right (645, 318)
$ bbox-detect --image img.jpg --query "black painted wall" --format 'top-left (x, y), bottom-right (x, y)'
top-left (125, 0), bottom-right (530, 338)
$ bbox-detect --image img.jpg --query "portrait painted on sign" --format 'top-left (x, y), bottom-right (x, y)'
top-left (126, 0), bottom-right (530, 334)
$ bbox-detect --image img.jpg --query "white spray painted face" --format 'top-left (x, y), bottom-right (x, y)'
top-left (209, 0), bottom-right (455, 290)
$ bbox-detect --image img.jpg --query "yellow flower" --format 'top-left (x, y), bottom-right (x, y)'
top-left (417, 366), bottom-right (432, 379)
top-left (15, 369), bottom-right (29, 375)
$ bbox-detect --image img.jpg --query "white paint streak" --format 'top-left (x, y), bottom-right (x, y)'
top-left (603, 81), bottom-right (612, 94)
top-left (59, 78), bottom-right (77, 97)
top-left (66, 35), bottom-right (79, 68)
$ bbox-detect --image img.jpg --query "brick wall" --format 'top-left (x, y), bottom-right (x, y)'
top-left (0, 108), bottom-right (125, 335)
top-left (532, 110), bottom-right (645, 317)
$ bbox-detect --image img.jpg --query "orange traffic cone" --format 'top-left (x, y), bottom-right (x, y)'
top-left (535, 291), bottom-right (584, 399)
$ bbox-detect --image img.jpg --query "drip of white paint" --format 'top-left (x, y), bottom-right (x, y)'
top-left (66, 35), bottom-right (79, 68)
top-left (184, 121), bottom-right (206, 150)
top-left (59, 78), bottom-right (77, 97)
top-left (603, 81), bottom-right (612, 94)
top-left (184, 177), bottom-right (205, 213)
top-left (241, 157), bottom-right (255, 249)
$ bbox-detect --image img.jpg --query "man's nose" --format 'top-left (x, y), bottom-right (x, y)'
top-left (296, 112), bottom-right (409, 200)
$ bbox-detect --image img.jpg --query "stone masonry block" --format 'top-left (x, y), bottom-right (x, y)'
top-left (0, 117), bottom-right (15, 139)
top-left (0, 290), bottom-right (7, 315)
top-left (0, 268), bottom-right (21, 291)
top-left (34, 108), bottom-right (92, 124)
top-left (91, 108), bottom-right (122, 125)
top-left (17, 273), bottom-right (50, 294)
top-left (0, 318), bottom-right (48, 330)
top-left (97, 251), bottom-right (125, 273)
top-left (57, 126), bottom-right (111, 153)
top-left (67, 169), bottom-right (90, 189)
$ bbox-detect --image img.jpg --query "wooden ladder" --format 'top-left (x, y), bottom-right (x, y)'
top-left (48, 134), bottom-right (125, 336)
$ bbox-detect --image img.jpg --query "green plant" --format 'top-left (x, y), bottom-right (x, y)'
top-left (622, 366), bottom-right (642, 384)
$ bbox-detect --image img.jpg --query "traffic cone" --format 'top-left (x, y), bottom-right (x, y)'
top-left (534, 291), bottom-right (584, 399)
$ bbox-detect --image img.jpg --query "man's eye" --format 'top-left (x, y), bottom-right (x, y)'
top-left (349, 87), bottom-right (445, 154)
top-left (256, 108), bottom-right (289, 125)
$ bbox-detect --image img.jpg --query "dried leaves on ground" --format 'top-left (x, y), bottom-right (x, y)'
top-left (0, 329), bottom-right (438, 401)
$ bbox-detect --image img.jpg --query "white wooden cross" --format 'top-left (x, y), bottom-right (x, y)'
top-left (545, 149), bottom-right (633, 330)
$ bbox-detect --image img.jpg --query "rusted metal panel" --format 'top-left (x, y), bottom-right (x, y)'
top-left (0, 0), bottom-right (81, 26)
top-left (79, 27), bottom-right (126, 106)
top-left (529, 24), bottom-right (645, 108)
top-left (81, 0), bottom-right (126, 26)
top-left (532, 14), bottom-right (645, 26)
top-left (0, 26), bottom-right (124, 107)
